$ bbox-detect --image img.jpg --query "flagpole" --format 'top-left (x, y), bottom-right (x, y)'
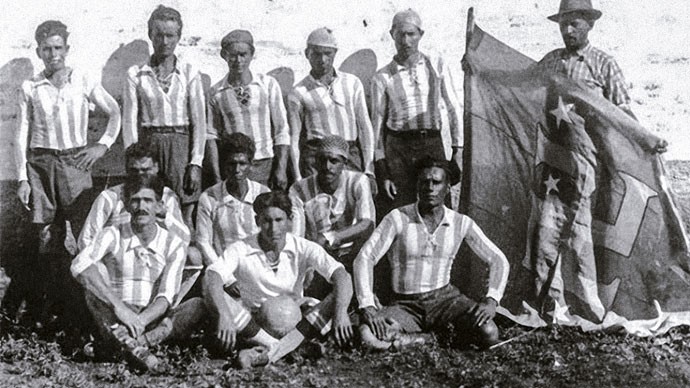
top-left (459, 7), bottom-right (475, 213)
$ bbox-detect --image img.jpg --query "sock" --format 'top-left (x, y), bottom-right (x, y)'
top-left (247, 328), bottom-right (279, 348)
top-left (267, 329), bottom-right (305, 363)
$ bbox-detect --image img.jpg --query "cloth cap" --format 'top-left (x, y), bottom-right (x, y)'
top-left (307, 27), bottom-right (338, 49)
top-left (391, 9), bottom-right (422, 31)
top-left (547, 0), bottom-right (602, 22)
top-left (221, 29), bottom-right (254, 51)
top-left (318, 135), bottom-right (349, 159)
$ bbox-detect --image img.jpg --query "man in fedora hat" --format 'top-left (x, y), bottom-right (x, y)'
top-left (539, 0), bottom-right (637, 119)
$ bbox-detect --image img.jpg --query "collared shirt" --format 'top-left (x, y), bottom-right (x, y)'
top-left (287, 71), bottom-right (375, 174)
top-left (370, 53), bottom-right (462, 160)
top-left (78, 183), bottom-right (189, 251)
top-left (196, 179), bottom-right (270, 264)
top-left (122, 58), bottom-right (206, 166)
top-left (207, 233), bottom-right (343, 309)
top-left (289, 170), bottom-right (375, 248)
top-left (354, 204), bottom-right (509, 309)
top-left (16, 69), bottom-right (119, 181)
top-left (71, 223), bottom-right (187, 308)
top-left (207, 72), bottom-right (290, 160)
top-left (538, 43), bottom-right (631, 108)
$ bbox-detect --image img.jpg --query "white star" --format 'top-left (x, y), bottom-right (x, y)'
top-left (550, 96), bottom-right (574, 128)
top-left (544, 174), bottom-right (560, 194)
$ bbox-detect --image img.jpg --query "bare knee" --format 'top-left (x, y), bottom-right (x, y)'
top-left (186, 246), bottom-right (203, 267)
top-left (477, 319), bottom-right (499, 348)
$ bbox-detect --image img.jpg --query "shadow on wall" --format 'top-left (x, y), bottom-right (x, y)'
top-left (267, 66), bottom-right (295, 106)
top-left (0, 58), bottom-right (34, 265)
top-left (339, 48), bottom-right (378, 110)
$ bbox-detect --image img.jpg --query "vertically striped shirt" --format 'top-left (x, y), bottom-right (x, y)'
top-left (289, 170), bottom-right (375, 248)
top-left (370, 54), bottom-right (462, 160)
top-left (287, 71), bottom-right (375, 174)
top-left (122, 59), bottom-right (206, 166)
top-left (16, 69), bottom-right (119, 181)
top-left (354, 204), bottom-right (509, 309)
top-left (78, 183), bottom-right (189, 251)
top-left (71, 223), bottom-right (187, 308)
top-left (207, 233), bottom-right (343, 309)
top-left (207, 72), bottom-right (290, 161)
top-left (538, 43), bottom-right (631, 109)
top-left (196, 179), bottom-right (270, 264)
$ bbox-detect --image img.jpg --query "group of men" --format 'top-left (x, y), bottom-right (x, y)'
top-left (6, 0), bottom-right (651, 371)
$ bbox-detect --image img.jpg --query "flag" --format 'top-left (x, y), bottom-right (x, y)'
top-left (458, 14), bottom-right (690, 336)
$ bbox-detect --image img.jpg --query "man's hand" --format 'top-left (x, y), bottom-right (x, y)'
top-left (654, 139), bottom-right (668, 154)
top-left (223, 282), bottom-right (242, 299)
top-left (269, 169), bottom-right (288, 191)
top-left (215, 312), bottom-right (237, 352)
top-left (114, 304), bottom-right (145, 338)
top-left (73, 144), bottom-right (107, 170)
top-left (184, 165), bottom-right (202, 195)
top-left (367, 175), bottom-right (378, 197)
top-left (382, 179), bottom-right (397, 200)
top-left (469, 297), bottom-right (498, 328)
top-left (332, 309), bottom-right (354, 348)
top-left (17, 180), bottom-right (31, 210)
top-left (361, 306), bottom-right (388, 340)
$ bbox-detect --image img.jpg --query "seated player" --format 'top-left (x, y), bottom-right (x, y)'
top-left (71, 176), bottom-right (205, 370)
top-left (289, 135), bottom-right (374, 296)
top-left (353, 157), bottom-right (510, 349)
top-left (202, 191), bottom-right (353, 368)
top-left (196, 133), bottom-right (270, 266)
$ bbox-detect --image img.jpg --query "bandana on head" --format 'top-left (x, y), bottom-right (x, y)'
top-left (307, 27), bottom-right (338, 49)
top-left (318, 135), bottom-right (349, 160)
top-left (391, 9), bottom-right (423, 32)
top-left (221, 29), bottom-right (254, 51)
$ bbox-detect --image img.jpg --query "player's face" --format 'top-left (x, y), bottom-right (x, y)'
top-left (316, 151), bottom-right (345, 186)
top-left (256, 206), bottom-right (290, 249)
top-left (126, 157), bottom-right (159, 178)
top-left (223, 42), bottom-right (254, 78)
top-left (417, 166), bottom-right (449, 208)
top-left (306, 45), bottom-right (337, 77)
top-left (559, 14), bottom-right (592, 51)
top-left (224, 152), bottom-right (251, 184)
top-left (149, 19), bottom-right (181, 57)
top-left (391, 23), bottom-right (423, 59)
top-left (36, 35), bottom-right (69, 74)
top-left (127, 188), bottom-right (161, 227)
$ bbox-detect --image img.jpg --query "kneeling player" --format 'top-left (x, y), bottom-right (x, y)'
top-left (202, 191), bottom-right (353, 368)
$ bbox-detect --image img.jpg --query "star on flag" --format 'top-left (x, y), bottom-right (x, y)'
top-left (550, 96), bottom-right (574, 127)
top-left (544, 174), bottom-right (560, 195)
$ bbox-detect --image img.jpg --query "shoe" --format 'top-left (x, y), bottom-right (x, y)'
top-left (236, 346), bottom-right (270, 369)
top-left (391, 332), bottom-right (427, 351)
top-left (110, 324), bottom-right (159, 370)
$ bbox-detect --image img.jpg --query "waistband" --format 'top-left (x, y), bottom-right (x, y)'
top-left (393, 284), bottom-right (453, 301)
top-left (142, 125), bottom-right (190, 134)
top-left (386, 128), bottom-right (440, 140)
top-left (29, 146), bottom-right (86, 156)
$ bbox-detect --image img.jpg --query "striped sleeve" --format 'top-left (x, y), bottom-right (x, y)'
top-left (78, 191), bottom-right (116, 251)
top-left (163, 189), bottom-right (190, 242)
top-left (155, 237), bottom-right (187, 304)
top-left (206, 92), bottom-right (221, 140)
top-left (288, 183), bottom-right (306, 237)
top-left (462, 217), bottom-right (510, 303)
top-left (195, 191), bottom-right (220, 265)
top-left (186, 66), bottom-right (206, 166)
top-left (267, 76), bottom-right (290, 146)
top-left (354, 209), bottom-right (401, 308)
top-left (122, 66), bottom-right (139, 148)
top-left (15, 81), bottom-right (31, 181)
top-left (369, 74), bottom-right (388, 161)
top-left (353, 173), bottom-right (375, 222)
top-left (71, 227), bottom-right (118, 277)
top-left (352, 78), bottom-right (375, 175)
top-left (438, 59), bottom-right (463, 148)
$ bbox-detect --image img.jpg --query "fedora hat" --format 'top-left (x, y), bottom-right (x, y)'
top-left (547, 0), bottom-right (602, 22)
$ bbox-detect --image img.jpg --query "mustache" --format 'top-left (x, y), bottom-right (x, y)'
top-left (132, 210), bottom-right (152, 217)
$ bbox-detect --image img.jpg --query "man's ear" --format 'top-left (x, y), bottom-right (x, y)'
top-left (155, 199), bottom-right (166, 216)
top-left (65, 44), bottom-right (71, 54)
top-left (389, 29), bottom-right (395, 40)
top-left (304, 47), bottom-right (311, 59)
top-left (419, 29), bottom-right (425, 38)
top-left (35, 46), bottom-right (41, 59)
top-left (220, 47), bottom-right (229, 61)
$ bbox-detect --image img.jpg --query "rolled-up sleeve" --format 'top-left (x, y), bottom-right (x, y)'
top-left (187, 70), bottom-right (207, 166)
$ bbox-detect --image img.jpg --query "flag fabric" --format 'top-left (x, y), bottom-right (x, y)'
top-left (458, 22), bottom-right (690, 336)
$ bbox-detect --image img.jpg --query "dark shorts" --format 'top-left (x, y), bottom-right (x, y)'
top-left (299, 139), bottom-right (364, 178)
top-left (141, 129), bottom-right (200, 204)
top-left (380, 284), bottom-right (477, 334)
top-left (27, 148), bottom-right (93, 224)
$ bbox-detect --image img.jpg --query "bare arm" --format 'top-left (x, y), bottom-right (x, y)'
top-left (287, 93), bottom-right (304, 182)
top-left (121, 68), bottom-right (138, 148)
top-left (196, 193), bottom-right (221, 265)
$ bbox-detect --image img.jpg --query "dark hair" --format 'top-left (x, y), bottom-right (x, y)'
top-left (35, 20), bottom-right (69, 45)
top-left (124, 174), bottom-right (165, 201)
top-left (125, 142), bottom-right (158, 165)
top-left (414, 156), bottom-right (455, 184)
top-left (219, 133), bottom-right (256, 162)
top-left (253, 191), bottom-right (292, 219)
top-left (148, 5), bottom-right (183, 37)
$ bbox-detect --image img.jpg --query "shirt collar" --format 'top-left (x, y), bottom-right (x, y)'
top-left (245, 232), bottom-right (298, 260)
top-left (34, 68), bottom-right (74, 87)
top-left (220, 179), bottom-right (257, 205)
top-left (216, 71), bottom-right (262, 92)
top-left (413, 203), bottom-right (452, 228)
top-left (560, 43), bottom-right (592, 60)
top-left (391, 52), bottom-right (428, 71)
top-left (306, 69), bottom-right (340, 87)
top-left (139, 56), bottom-right (182, 75)
top-left (125, 223), bottom-right (165, 254)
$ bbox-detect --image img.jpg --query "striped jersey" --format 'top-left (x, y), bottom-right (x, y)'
top-left (196, 179), bottom-right (270, 264)
top-left (289, 170), bottom-right (375, 247)
top-left (207, 72), bottom-right (290, 160)
top-left (78, 183), bottom-right (189, 251)
top-left (207, 233), bottom-right (343, 309)
top-left (71, 223), bottom-right (187, 308)
top-left (538, 43), bottom-right (631, 109)
top-left (16, 69), bottom-right (119, 181)
top-left (122, 58), bottom-right (206, 166)
top-left (287, 71), bottom-right (375, 174)
top-left (370, 53), bottom-right (462, 160)
top-left (354, 204), bottom-right (509, 309)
